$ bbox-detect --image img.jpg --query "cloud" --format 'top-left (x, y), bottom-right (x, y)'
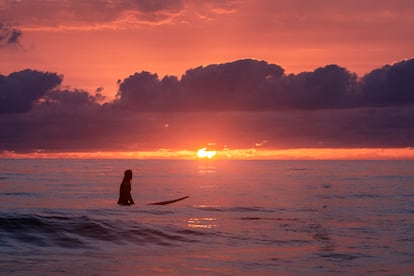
top-left (1, 58), bottom-right (414, 153)
top-left (271, 64), bottom-right (357, 109)
top-left (0, 23), bottom-right (23, 47)
top-left (111, 58), bottom-right (414, 111)
top-left (0, 0), bottom-right (245, 30)
top-left (180, 59), bottom-right (285, 110)
top-left (112, 59), bottom-right (285, 111)
top-left (1, 106), bottom-right (413, 153)
top-left (0, 69), bottom-right (62, 113)
top-left (2, 58), bottom-right (414, 115)
top-left (131, 0), bottom-right (183, 13)
top-left (43, 89), bottom-right (102, 107)
top-left (0, 0), bottom-right (184, 29)
top-left (359, 59), bottom-right (414, 106)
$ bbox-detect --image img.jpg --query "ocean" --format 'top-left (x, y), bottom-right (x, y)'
top-left (0, 159), bottom-right (413, 275)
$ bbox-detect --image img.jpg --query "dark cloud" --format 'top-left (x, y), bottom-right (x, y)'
top-left (131, 0), bottom-right (183, 13)
top-left (180, 59), bottom-right (285, 110)
top-left (0, 70), bottom-right (62, 113)
top-left (112, 58), bottom-right (414, 111)
top-left (0, 23), bottom-right (23, 47)
top-left (1, 107), bottom-right (413, 153)
top-left (112, 71), bottom-right (163, 110)
top-left (0, 87), bottom-right (109, 152)
top-left (112, 59), bottom-right (285, 111)
top-left (279, 65), bottom-right (358, 109)
top-left (359, 59), bottom-right (414, 106)
top-left (43, 89), bottom-right (102, 107)
top-left (1, 58), bottom-right (414, 153)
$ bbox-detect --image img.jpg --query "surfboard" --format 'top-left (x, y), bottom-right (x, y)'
top-left (147, 196), bottom-right (189, 205)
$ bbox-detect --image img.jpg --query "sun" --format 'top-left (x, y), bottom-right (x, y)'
top-left (197, 147), bottom-right (217, 159)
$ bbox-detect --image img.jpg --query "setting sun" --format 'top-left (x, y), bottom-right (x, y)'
top-left (197, 148), bottom-right (217, 159)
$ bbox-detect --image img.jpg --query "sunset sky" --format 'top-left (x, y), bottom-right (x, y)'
top-left (1, 0), bottom-right (414, 159)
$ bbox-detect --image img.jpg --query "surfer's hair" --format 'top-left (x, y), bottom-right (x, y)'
top-left (124, 169), bottom-right (133, 181)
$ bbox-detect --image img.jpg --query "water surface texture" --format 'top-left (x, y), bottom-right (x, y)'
top-left (1, 159), bottom-right (413, 275)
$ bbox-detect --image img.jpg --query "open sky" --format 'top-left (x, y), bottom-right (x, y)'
top-left (1, 0), bottom-right (414, 159)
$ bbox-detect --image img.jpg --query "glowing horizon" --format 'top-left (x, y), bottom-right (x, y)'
top-left (197, 148), bottom-right (217, 159)
top-left (1, 148), bottom-right (413, 160)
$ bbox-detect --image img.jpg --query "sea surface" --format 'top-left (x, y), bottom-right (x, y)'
top-left (0, 159), bottom-right (413, 275)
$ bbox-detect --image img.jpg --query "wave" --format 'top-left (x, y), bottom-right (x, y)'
top-left (0, 212), bottom-right (205, 250)
top-left (319, 252), bottom-right (363, 261)
top-left (0, 192), bottom-right (37, 197)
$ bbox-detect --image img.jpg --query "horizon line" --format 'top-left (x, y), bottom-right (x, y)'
top-left (1, 147), bottom-right (413, 160)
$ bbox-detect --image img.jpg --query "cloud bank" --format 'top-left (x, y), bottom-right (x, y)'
top-left (1, 58), bottom-right (413, 152)
top-left (111, 58), bottom-right (414, 111)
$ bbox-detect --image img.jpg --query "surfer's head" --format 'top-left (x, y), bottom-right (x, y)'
top-left (124, 169), bottom-right (133, 181)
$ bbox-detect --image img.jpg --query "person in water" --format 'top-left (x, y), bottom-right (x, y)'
top-left (117, 169), bottom-right (135, 206)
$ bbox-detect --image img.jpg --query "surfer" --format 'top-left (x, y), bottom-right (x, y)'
top-left (117, 169), bottom-right (135, 206)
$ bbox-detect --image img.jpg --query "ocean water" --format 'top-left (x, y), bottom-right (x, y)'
top-left (0, 159), bottom-right (413, 275)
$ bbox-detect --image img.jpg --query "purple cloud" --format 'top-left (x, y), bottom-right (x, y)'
top-left (0, 69), bottom-right (62, 113)
top-left (111, 58), bottom-right (414, 111)
top-left (112, 59), bottom-right (285, 111)
top-left (359, 59), bottom-right (414, 106)
top-left (1, 58), bottom-right (414, 153)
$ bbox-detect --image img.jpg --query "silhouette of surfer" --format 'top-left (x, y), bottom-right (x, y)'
top-left (117, 169), bottom-right (135, 206)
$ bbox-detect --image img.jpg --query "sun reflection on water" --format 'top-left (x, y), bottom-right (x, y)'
top-left (187, 217), bottom-right (219, 229)
top-left (198, 165), bottom-right (216, 174)
top-left (197, 159), bottom-right (216, 174)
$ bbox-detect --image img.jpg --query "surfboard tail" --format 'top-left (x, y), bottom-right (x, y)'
top-left (147, 196), bottom-right (189, 205)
